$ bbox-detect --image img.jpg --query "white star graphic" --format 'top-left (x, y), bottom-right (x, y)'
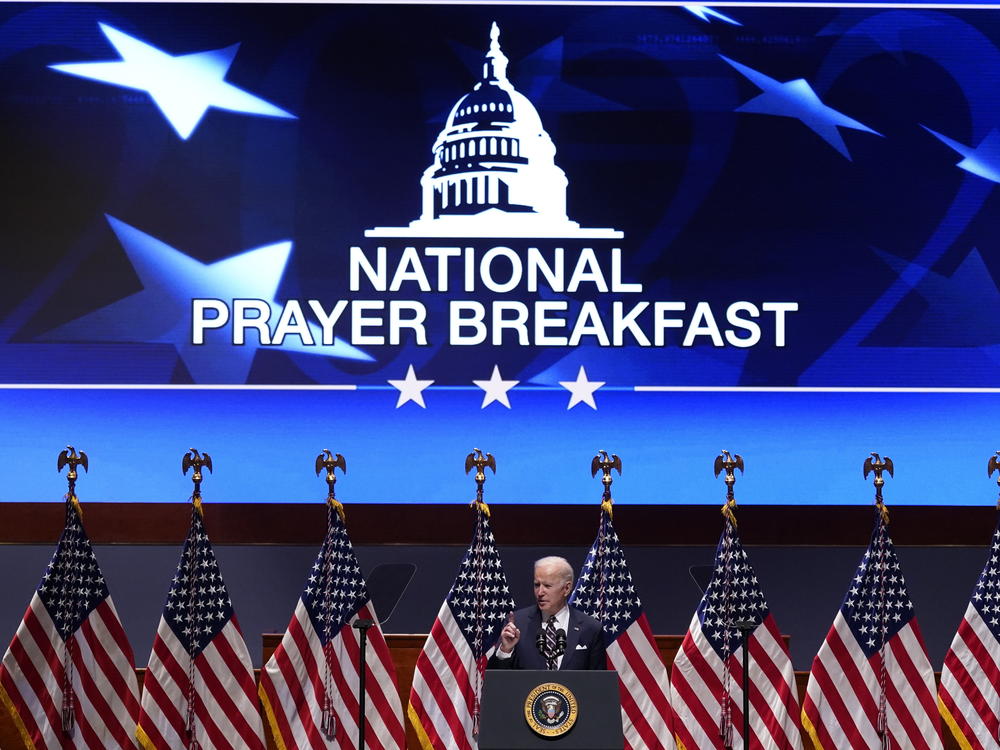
top-left (42, 216), bottom-right (370, 382)
top-left (558, 366), bottom-right (605, 410)
top-left (720, 54), bottom-right (881, 160)
top-left (50, 23), bottom-right (296, 139)
top-left (684, 5), bottom-right (742, 25)
top-left (472, 365), bottom-right (519, 409)
top-left (388, 364), bottom-right (434, 408)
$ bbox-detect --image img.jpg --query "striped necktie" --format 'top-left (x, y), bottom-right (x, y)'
top-left (544, 616), bottom-right (558, 670)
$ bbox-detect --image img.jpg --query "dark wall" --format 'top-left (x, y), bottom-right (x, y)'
top-left (0, 542), bottom-right (985, 670)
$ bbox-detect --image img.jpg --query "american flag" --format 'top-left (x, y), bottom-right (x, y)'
top-left (259, 501), bottom-right (406, 749)
top-left (569, 504), bottom-right (678, 750)
top-left (802, 509), bottom-right (942, 750)
top-left (407, 503), bottom-right (514, 750)
top-left (670, 517), bottom-right (802, 750)
top-left (0, 498), bottom-right (140, 749)
top-left (136, 504), bottom-right (265, 750)
top-left (938, 520), bottom-right (1000, 749)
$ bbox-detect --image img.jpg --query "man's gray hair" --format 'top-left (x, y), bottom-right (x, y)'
top-left (534, 556), bottom-right (574, 585)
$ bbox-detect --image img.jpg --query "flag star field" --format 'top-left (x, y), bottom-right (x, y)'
top-left (161, 512), bottom-right (235, 656)
top-left (36, 512), bottom-right (110, 640)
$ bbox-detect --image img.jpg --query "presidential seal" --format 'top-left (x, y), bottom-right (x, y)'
top-left (524, 682), bottom-right (579, 737)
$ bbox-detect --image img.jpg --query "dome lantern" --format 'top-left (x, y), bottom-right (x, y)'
top-left (481, 22), bottom-right (509, 84)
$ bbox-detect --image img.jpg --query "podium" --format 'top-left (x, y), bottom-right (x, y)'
top-left (478, 670), bottom-right (625, 749)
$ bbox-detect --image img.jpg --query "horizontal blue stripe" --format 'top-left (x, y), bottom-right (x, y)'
top-left (1, 388), bottom-right (996, 505)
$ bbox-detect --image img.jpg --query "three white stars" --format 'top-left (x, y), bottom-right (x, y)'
top-left (387, 364), bottom-right (605, 409)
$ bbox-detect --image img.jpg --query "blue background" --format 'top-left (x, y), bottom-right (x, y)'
top-left (1, 2), bottom-right (999, 502)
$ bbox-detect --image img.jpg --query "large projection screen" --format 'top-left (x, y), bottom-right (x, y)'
top-left (0, 1), bottom-right (997, 504)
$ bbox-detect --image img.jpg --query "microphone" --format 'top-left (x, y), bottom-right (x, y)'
top-left (536, 629), bottom-right (547, 655)
top-left (554, 629), bottom-right (567, 657)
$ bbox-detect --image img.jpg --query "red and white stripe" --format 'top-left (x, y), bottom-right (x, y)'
top-left (259, 599), bottom-right (405, 750)
top-left (802, 612), bottom-right (942, 750)
top-left (608, 613), bottom-right (677, 750)
top-left (136, 616), bottom-right (265, 750)
top-left (407, 603), bottom-right (479, 750)
top-left (671, 613), bottom-right (802, 750)
top-left (0, 594), bottom-right (140, 749)
top-left (939, 603), bottom-right (1000, 749)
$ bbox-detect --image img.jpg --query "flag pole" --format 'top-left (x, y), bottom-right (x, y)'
top-left (181, 448), bottom-right (213, 750)
top-left (315, 450), bottom-right (346, 741)
top-left (713, 450), bottom-right (747, 750)
top-left (590, 450), bottom-right (621, 516)
top-left (314, 450), bottom-right (371, 747)
top-left (863, 452), bottom-right (894, 750)
top-left (987, 451), bottom-right (1000, 746)
top-left (57, 445), bottom-right (87, 520)
top-left (590, 451), bottom-right (622, 627)
top-left (353, 619), bottom-right (374, 750)
top-left (988, 451), bottom-right (1000, 511)
top-left (464, 448), bottom-right (496, 737)
top-left (465, 447), bottom-right (495, 511)
top-left (56, 445), bottom-right (88, 737)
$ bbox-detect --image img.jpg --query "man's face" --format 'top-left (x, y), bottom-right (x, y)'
top-left (534, 563), bottom-right (571, 617)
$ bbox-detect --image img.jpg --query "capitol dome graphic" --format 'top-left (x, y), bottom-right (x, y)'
top-left (366, 23), bottom-right (623, 239)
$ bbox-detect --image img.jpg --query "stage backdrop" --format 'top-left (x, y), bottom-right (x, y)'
top-left (0, 1), bottom-right (999, 504)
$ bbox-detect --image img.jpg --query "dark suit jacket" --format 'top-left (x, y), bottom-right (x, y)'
top-left (488, 605), bottom-right (607, 670)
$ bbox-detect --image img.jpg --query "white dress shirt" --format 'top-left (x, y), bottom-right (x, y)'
top-left (545, 605), bottom-right (570, 669)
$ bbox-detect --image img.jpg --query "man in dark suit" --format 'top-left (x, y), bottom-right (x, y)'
top-left (489, 556), bottom-right (606, 670)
